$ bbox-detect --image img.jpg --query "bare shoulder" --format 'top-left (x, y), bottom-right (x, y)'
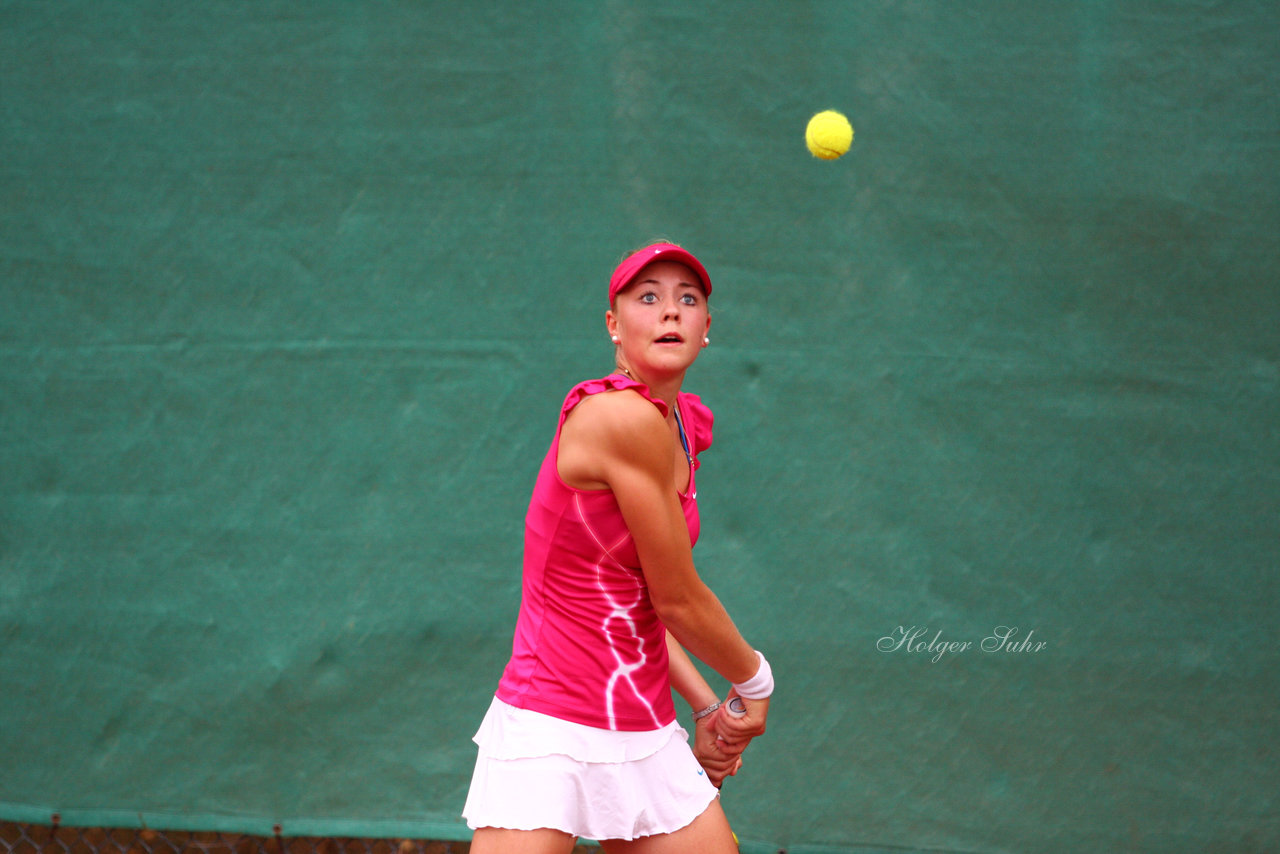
top-left (559, 389), bottom-right (668, 488)
top-left (568, 388), bottom-right (665, 440)
top-left (570, 391), bottom-right (670, 450)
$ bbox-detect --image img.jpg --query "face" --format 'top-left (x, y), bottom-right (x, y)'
top-left (606, 260), bottom-right (711, 376)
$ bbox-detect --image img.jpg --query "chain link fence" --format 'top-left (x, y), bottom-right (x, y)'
top-left (1, 822), bottom-right (599, 854)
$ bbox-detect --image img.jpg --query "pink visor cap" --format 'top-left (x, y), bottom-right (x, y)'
top-left (608, 243), bottom-right (712, 303)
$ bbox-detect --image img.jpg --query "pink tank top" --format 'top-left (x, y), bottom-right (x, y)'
top-left (494, 375), bottom-right (713, 731)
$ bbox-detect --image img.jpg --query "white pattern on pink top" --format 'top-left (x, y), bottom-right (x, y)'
top-left (574, 493), bottom-right (662, 729)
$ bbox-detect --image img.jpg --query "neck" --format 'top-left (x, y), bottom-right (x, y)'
top-left (614, 364), bottom-right (684, 412)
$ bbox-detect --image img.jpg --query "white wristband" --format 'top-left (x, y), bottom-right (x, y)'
top-left (731, 651), bottom-right (774, 700)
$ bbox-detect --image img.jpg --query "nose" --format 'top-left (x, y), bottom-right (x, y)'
top-left (662, 297), bottom-right (681, 320)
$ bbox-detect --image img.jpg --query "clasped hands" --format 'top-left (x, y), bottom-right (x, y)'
top-left (691, 693), bottom-right (769, 788)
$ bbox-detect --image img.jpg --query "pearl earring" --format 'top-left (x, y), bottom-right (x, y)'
top-left (611, 335), bottom-right (620, 344)
top-left (703, 337), bottom-right (710, 346)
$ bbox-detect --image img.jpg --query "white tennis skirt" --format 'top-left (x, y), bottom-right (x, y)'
top-left (463, 697), bottom-right (719, 841)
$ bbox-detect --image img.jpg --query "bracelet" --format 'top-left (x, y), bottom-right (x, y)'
top-left (732, 651), bottom-right (774, 700)
top-left (691, 702), bottom-right (721, 721)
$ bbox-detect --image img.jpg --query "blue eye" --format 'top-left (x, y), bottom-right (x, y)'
top-left (681, 294), bottom-right (698, 306)
top-left (640, 292), bottom-right (658, 303)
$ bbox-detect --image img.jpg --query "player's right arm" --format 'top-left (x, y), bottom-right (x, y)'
top-left (559, 389), bottom-right (769, 738)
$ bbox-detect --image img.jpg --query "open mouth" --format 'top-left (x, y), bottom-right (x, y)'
top-left (655, 334), bottom-right (684, 344)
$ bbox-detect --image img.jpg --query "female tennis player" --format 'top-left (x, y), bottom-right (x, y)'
top-left (464, 243), bottom-right (774, 853)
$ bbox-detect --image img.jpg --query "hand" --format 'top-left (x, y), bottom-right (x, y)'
top-left (714, 691), bottom-right (769, 750)
top-left (692, 708), bottom-right (744, 788)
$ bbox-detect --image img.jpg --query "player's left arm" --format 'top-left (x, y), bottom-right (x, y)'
top-left (666, 630), bottom-right (744, 786)
top-left (666, 629), bottom-right (718, 712)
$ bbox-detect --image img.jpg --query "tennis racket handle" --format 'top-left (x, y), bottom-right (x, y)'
top-left (725, 697), bottom-right (748, 718)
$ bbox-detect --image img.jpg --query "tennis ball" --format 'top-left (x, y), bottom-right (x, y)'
top-left (805, 110), bottom-right (853, 160)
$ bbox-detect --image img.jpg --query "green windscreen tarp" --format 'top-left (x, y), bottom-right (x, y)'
top-left (2, 2), bottom-right (1277, 852)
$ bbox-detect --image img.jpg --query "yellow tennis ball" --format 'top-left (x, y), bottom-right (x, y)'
top-left (805, 110), bottom-right (853, 160)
